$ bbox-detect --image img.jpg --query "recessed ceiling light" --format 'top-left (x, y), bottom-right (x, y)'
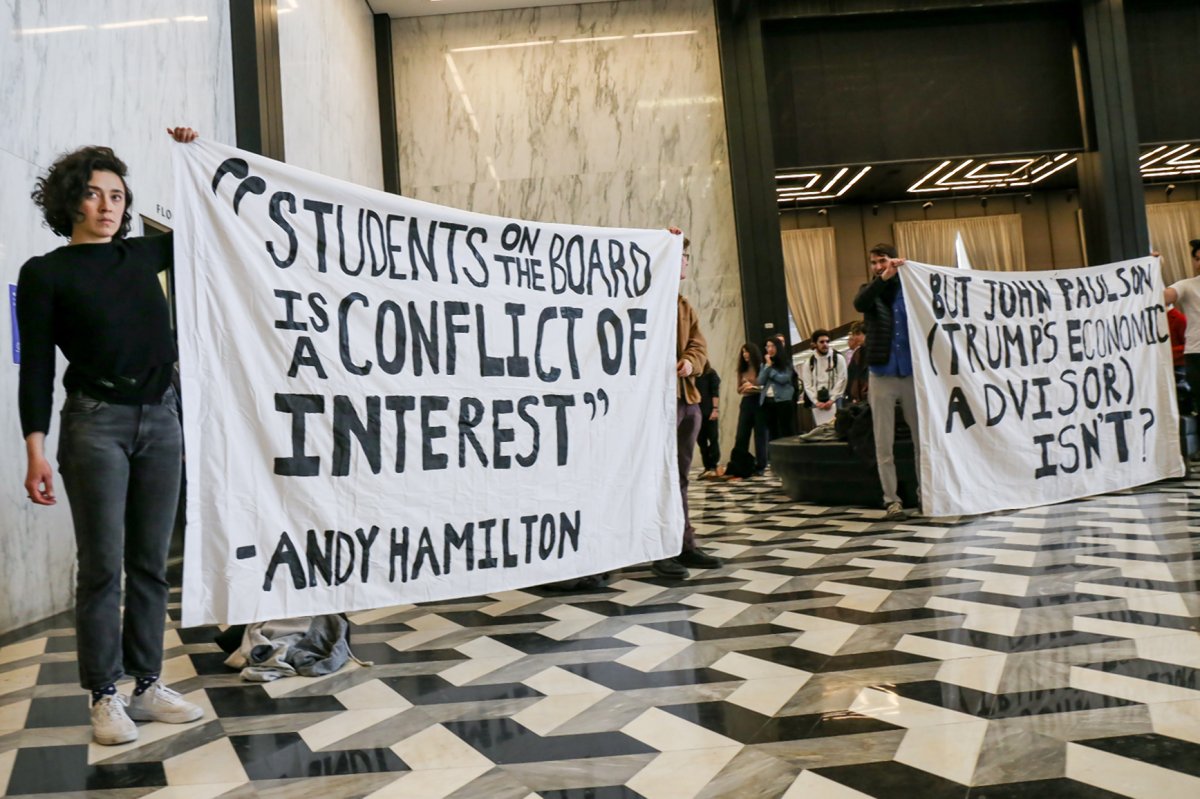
top-left (907, 154), bottom-right (1077, 193)
top-left (775, 166), bottom-right (871, 202)
top-left (98, 18), bottom-right (169, 29)
top-left (1140, 143), bottom-right (1200, 177)
top-left (632, 30), bottom-right (697, 38)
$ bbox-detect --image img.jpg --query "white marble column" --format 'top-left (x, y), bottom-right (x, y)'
top-left (0, 0), bottom-right (236, 634)
top-left (277, 0), bottom-right (384, 189)
top-left (391, 0), bottom-right (745, 457)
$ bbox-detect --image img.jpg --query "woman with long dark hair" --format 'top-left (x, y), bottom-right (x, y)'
top-left (18, 127), bottom-right (204, 745)
top-left (760, 335), bottom-right (797, 439)
top-left (724, 342), bottom-right (769, 477)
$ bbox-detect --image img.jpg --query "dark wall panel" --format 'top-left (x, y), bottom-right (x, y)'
top-left (765, 5), bottom-right (1083, 167)
top-left (1126, 0), bottom-right (1200, 144)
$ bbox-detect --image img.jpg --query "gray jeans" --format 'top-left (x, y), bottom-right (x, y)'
top-left (57, 386), bottom-right (182, 690)
top-left (677, 399), bottom-right (701, 551)
top-left (868, 373), bottom-right (920, 506)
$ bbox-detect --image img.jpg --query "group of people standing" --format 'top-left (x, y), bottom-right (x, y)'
top-left (692, 243), bottom-right (917, 521)
top-left (17, 134), bottom-right (737, 744)
top-left (696, 325), bottom-right (867, 480)
top-left (13, 117), bottom-right (922, 751)
top-left (693, 334), bottom-right (789, 479)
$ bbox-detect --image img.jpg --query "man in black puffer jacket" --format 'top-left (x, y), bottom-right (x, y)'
top-left (853, 243), bottom-right (920, 520)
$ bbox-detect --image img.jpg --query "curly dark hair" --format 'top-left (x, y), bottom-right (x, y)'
top-left (32, 146), bottom-right (133, 239)
top-left (737, 341), bottom-right (763, 377)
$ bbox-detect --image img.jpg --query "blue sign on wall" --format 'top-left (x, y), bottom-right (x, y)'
top-left (9, 283), bottom-right (18, 365)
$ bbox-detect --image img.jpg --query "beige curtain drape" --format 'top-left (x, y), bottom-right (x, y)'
top-left (780, 227), bottom-right (839, 339)
top-left (1147, 201), bottom-right (1200, 286)
top-left (893, 214), bottom-right (1026, 271)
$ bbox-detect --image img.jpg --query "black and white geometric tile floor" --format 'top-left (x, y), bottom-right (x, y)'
top-left (2, 471), bottom-right (1198, 798)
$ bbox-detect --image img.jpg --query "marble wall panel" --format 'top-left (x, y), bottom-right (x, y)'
top-left (277, 0), bottom-right (384, 189)
top-left (391, 0), bottom-right (745, 452)
top-left (0, 0), bottom-right (236, 633)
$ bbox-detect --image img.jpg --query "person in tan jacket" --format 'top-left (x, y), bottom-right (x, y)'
top-left (654, 231), bottom-right (724, 579)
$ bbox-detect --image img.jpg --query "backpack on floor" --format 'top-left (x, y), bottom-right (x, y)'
top-left (725, 447), bottom-right (756, 478)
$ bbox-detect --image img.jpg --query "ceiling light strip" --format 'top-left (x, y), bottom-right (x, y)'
top-left (632, 30), bottom-right (697, 38)
top-left (451, 40), bottom-right (553, 53)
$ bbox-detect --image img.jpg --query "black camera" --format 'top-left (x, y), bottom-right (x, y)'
top-left (817, 387), bottom-right (830, 403)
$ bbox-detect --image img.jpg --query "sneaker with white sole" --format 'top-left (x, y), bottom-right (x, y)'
top-left (126, 680), bottom-right (204, 724)
top-left (91, 694), bottom-right (138, 745)
top-left (884, 501), bottom-right (906, 520)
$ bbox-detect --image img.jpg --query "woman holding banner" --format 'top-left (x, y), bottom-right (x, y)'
top-left (17, 127), bottom-right (204, 745)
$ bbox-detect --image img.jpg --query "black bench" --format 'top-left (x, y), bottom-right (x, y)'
top-left (769, 434), bottom-right (918, 509)
top-left (772, 412), bottom-right (1195, 509)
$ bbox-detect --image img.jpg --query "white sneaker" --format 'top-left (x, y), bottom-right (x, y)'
top-left (884, 501), bottom-right (906, 520)
top-left (127, 680), bottom-right (204, 724)
top-left (91, 694), bottom-right (138, 745)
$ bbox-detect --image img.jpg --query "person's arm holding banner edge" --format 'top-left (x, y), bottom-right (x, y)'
top-left (652, 226), bottom-right (721, 580)
top-left (852, 257), bottom-right (906, 312)
top-left (669, 226), bottom-right (705, 380)
top-left (167, 127), bottom-right (199, 144)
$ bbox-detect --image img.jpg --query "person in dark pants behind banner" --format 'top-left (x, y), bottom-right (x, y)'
top-left (1165, 240), bottom-right (1200, 441)
top-left (844, 321), bottom-right (870, 405)
top-left (853, 243), bottom-right (921, 521)
top-left (652, 229), bottom-right (724, 579)
top-left (1168, 305), bottom-right (1189, 414)
top-left (696, 363), bottom-right (722, 478)
top-left (17, 127), bottom-right (205, 746)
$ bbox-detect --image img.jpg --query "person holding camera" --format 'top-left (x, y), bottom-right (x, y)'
top-left (802, 329), bottom-right (846, 426)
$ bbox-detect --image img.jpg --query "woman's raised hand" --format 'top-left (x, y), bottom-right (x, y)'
top-left (166, 127), bottom-right (199, 143)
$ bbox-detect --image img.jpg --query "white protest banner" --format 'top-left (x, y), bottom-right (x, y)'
top-left (172, 141), bottom-right (683, 626)
top-left (902, 258), bottom-right (1184, 518)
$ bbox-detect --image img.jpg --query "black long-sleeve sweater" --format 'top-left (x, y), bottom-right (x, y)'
top-left (17, 233), bottom-right (176, 437)
top-left (852, 275), bottom-right (902, 367)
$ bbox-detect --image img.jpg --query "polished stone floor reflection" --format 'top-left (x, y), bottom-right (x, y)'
top-left (2, 472), bottom-right (1199, 798)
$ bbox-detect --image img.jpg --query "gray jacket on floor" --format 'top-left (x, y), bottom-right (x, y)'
top-left (223, 614), bottom-right (354, 682)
